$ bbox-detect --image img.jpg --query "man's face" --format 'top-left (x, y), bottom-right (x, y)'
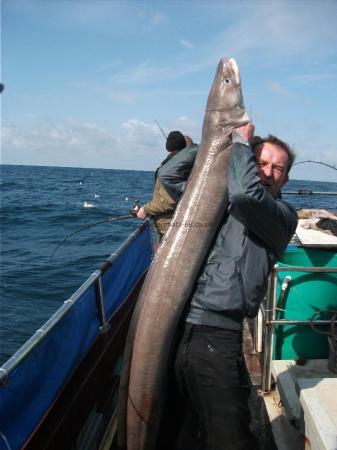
top-left (255, 143), bottom-right (289, 195)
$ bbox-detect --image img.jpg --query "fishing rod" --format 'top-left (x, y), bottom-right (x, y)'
top-left (49, 201), bottom-right (141, 262)
top-left (155, 120), bottom-right (167, 139)
top-left (48, 214), bottom-right (133, 262)
top-left (294, 160), bottom-right (337, 172)
top-left (284, 160), bottom-right (337, 195)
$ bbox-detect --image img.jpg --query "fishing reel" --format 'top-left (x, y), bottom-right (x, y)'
top-left (130, 200), bottom-right (140, 217)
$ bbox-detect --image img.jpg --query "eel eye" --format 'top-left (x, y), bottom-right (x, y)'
top-left (225, 79), bottom-right (230, 84)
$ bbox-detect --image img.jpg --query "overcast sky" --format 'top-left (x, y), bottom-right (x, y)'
top-left (1, 0), bottom-right (337, 181)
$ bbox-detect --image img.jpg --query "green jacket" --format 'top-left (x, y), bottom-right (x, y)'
top-left (143, 177), bottom-right (176, 235)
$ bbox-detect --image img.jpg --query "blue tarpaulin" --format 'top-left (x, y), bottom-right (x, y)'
top-left (0, 222), bottom-right (152, 450)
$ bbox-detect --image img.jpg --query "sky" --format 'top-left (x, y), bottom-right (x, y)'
top-left (1, 0), bottom-right (337, 182)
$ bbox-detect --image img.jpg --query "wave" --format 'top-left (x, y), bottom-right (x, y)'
top-left (0, 181), bottom-right (21, 189)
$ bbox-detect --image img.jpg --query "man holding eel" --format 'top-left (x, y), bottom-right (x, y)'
top-left (171, 122), bottom-right (298, 450)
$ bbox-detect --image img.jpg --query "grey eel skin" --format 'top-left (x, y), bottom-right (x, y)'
top-left (118, 58), bottom-right (250, 450)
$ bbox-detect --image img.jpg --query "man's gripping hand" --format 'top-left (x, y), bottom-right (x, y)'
top-left (235, 122), bottom-right (255, 144)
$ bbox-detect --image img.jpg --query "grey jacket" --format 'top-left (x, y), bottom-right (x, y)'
top-left (186, 137), bottom-right (298, 331)
top-left (159, 143), bottom-right (199, 202)
top-left (143, 143), bottom-right (198, 235)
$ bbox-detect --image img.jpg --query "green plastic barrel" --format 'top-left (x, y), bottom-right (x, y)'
top-left (273, 247), bottom-right (337, 360)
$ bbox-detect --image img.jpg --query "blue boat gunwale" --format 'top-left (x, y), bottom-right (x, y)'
top-left (0, 219), bottom-right (152, 385)
top-left (22, 270), bottom-right (147, 450)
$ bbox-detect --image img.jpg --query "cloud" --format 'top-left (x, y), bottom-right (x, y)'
top-left (2, 116), bottom-right (204, 170)
top-left (69, 80), bottom-right (138, 104)
top-left (179, 39), bottom-right (193, 49)
top-left (3, 115), bottom-right (336, 180)
top-left (2, 117), bottom-right (166, 170)
top-left (121, 119), bottom-right (162, 149)
top-left (291, 134), bottom-right (337, 169)
top-left (97, 61), bottom-right (123, 73)
top-left (150, 12), bottom-right (167, 26)
top-left (321, 145), bottom-right (337, 165)
top-left (185, 1), bottom-right (337, 72)
top-left (267, 81), bottom-right (293, 97)
top-left (95, 2), bottom-right (337, 90)
top-left (291, 73), bottom-right (337, 84)
top-left (171, 116), bottom-right (201, 143)
top-left (264, 80), bottom-right (311, 105)
top-left (138, 9), bottom-right (167, 30)
top-left (3, 118), bottom-right (114, 156)
top-left (107, 62), bottom-right (183, 85)
top-left (104, 58), bottom-right (214, 87)
top-left (226, 1), bottom-right (337, 61)
top-left (69, 80), bottom-right (204, 109)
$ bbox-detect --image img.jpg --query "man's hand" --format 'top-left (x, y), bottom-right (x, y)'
top-left (137, 206), bottom-right (148, 220)
top-left (235, 122), bottom-right (255, 143)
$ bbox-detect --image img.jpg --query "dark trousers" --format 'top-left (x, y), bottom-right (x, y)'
top-left (173, 323), bottom-right (258, 450)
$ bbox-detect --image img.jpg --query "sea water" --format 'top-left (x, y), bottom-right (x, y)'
top-left (0, 164), bottom-right (336, 364)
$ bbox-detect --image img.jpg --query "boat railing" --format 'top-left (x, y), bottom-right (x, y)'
top-left (0, 219), bottom-right (153, 450)
top-left (256, 264), bottom-right (337, 393)
top-left (0, 220), bottom-right (152, 386)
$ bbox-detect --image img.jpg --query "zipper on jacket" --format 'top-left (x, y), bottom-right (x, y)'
top-left (236, 266), bottom-right (248, 313)
top-left (242, 228), bottom-right (247, 247)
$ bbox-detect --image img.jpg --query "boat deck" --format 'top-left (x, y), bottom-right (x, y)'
top-left (265, 359), bottom-right (337, 450)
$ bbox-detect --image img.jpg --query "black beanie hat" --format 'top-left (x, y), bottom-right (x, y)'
top-left (166, 131), bottom-right (186, 152)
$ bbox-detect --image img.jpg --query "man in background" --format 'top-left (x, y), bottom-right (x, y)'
top-left (137, 131), bottom-right (198, 241)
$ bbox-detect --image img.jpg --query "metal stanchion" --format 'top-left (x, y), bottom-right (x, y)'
top-left (262, 268), bottom-right (278, 393)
